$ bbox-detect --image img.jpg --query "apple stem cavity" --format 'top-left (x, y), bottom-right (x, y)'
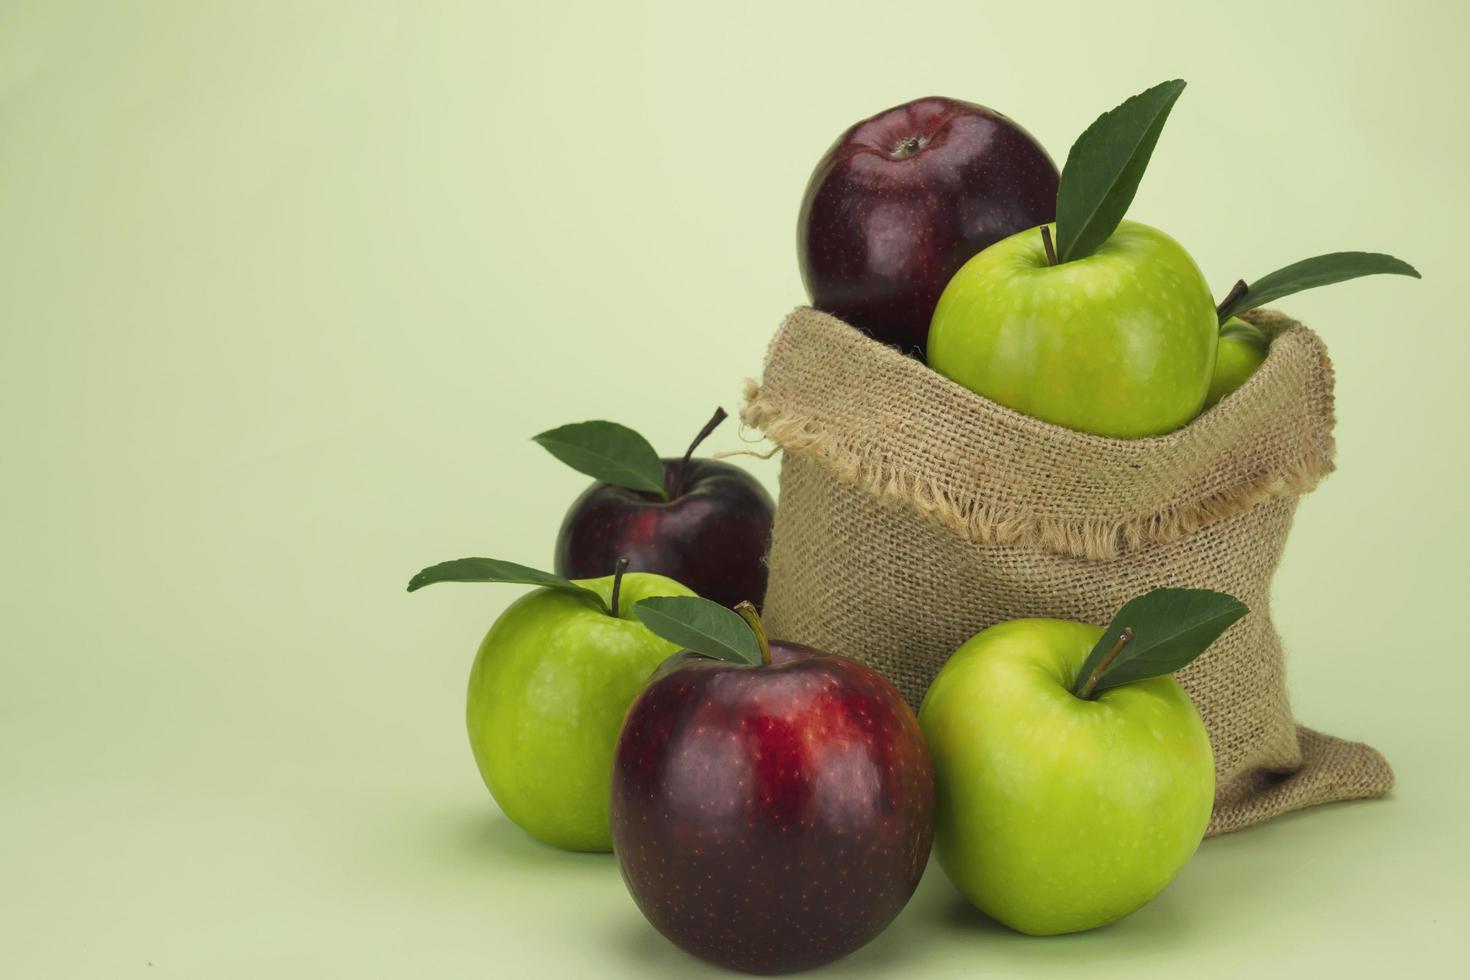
top-left (1040, 225), bottom-right (1058, 267)
top-left (733, 601), bottom-right (772, 666)
top-left (609, 557), bottom-right (631, 618)
top-left (1075, 627), bottom-right (1133, 700)
top-left (669, 407), bottom-right (728, 498)
top-left (1216, 279), bottom-right (1249, 323)
top-left (890, 135), bottom-right (927, 159)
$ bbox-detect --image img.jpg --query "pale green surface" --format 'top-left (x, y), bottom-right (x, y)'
top-left (929, 220), bottom-right (1218, 437)
top-left (466, 573), bottom-right (692, 852)
top-left (920, 619), bottom-right (1214, 936)
top-left (1, 1), bottom-right (1466, 976)
top-left (1207, 317), bottom-right (1271, 407)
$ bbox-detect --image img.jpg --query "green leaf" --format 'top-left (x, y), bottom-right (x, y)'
top-left (632, 596), bottom-right (762, 666)
top-left (1216, 252), bottom-right (1420, 323)
top-left (406, 556), bottom-right (608, 611)
top-left (1054, 79), bottom-right (1186, 263)
top-left (532, 420), bottom-right (668, 498)
top-left (1074, 588), bottom-right (1248, 696)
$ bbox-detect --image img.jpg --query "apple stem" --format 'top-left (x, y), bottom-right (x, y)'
top-left (609, 557), bottom-right (631, 618)
top-left (669, 407), bottom-right (728, 497)
top-left (1216, 279), bottom-right (1248, 322)
top-left (890, 135), bottom-right (926, 159)
top-left (1075, 627), bottom-right (1133, 699)
top-left (733, 601), bottom-right (772, 666)
top-left (1040, 225), bottom-right (1058, 267)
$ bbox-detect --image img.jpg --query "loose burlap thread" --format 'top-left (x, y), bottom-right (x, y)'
top-left (742, 306), bottom-right (1393, 835)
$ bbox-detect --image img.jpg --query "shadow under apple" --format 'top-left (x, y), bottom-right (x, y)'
top-left (438, 805), bottom-right (618, 880)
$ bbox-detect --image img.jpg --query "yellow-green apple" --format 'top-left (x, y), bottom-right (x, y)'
top-left (1204, 317), bottom-right (1269, 408)
top-left (408, 557), bottom-right (693, 851)
top-left (919, 588), bottom-right (1245, 935)
top-left (927, 80), bottom-right (1217, 437)
top-left (1204, 251), bottom-right (1420, 410)
top-left (927, 220), bottom-right (1218, 438)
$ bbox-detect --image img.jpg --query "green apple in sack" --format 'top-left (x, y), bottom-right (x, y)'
top-left (929, 79), bottom-right (1418, 437)
top-left (1204, 254), bottom-right (1420, 407)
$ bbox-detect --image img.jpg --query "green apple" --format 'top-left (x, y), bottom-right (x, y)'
top-left (919, 617), bottom-right (1215, 935)
top-left (466, 570), bottom-right (693, 851)
top-left (927, 220), bottom-right (1218, 438)
top-left (1204, 316), bottom-right (1269, 409)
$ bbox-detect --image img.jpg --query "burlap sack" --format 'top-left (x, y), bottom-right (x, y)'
top-left (742, 306), bottom-right (1393, 835)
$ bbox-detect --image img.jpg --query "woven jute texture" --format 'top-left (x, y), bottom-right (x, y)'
top-left (742, 306), bottom-right (1393, 835)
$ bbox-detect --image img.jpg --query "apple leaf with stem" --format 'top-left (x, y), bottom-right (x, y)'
top-left (533, 420), bottom-right (669, 499)
top-left (1215, 252), bottom-right (1420, 324)
top-left (1053, 79), bottom-right (1186, 264)
top-left (1073, 587), bottom-right (1248, 699)
top-left (633, 595), bottom-right (764, 666)
top-left (406, 556), bottom-right (610, 612)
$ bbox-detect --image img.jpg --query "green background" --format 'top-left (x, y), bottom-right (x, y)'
top-left (3, 1), bottom-right (1465, 975)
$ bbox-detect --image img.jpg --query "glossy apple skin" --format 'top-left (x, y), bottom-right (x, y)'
top-left (798, 96), bottom-right (1059, 359)
top-left (611, 643), bottom-right (934, 974)
top-left (554, 458), bottom-right (774, 610)
top-left (1204, 316), bottom-right (1269, 408)
top-left (928, 220), bottom-right (1219, 438)
top-left (919, 618), bottom-right (1214, 936)
top-left (466, 572), bottom-right (694, 852)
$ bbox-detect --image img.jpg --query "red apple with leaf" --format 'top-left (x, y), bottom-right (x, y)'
top-left (538, 408), bottom-right (775, 609)
top-left (611, 597), bottom-right (934, 974)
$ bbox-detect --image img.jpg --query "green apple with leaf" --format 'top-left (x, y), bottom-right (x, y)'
top-left (929, 78), bottom-right (1419, 437)
top-left (1206, 316), bottom-right (1270, 408)
top-left (408, 556), bottom-right (693, 851)
top-left (920, 588), bottom-right (1247, 935)
top-left (929, 215), bottom-right (1217, 437)
top-left (1203, 253), bottom-right (1420, 408)
top-left (929, 80), bottom-right (1214, 438)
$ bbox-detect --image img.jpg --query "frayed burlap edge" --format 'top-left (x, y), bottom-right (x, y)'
top-left (740, 308), bottom-right (1335, 561)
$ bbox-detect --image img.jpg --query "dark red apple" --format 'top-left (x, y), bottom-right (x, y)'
top-left (553, 410), bottom-right (774, 609)
top-left (798, 96), bottom-right (1060, 359)
top-left (610, 614), bottom-right (934, 975)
